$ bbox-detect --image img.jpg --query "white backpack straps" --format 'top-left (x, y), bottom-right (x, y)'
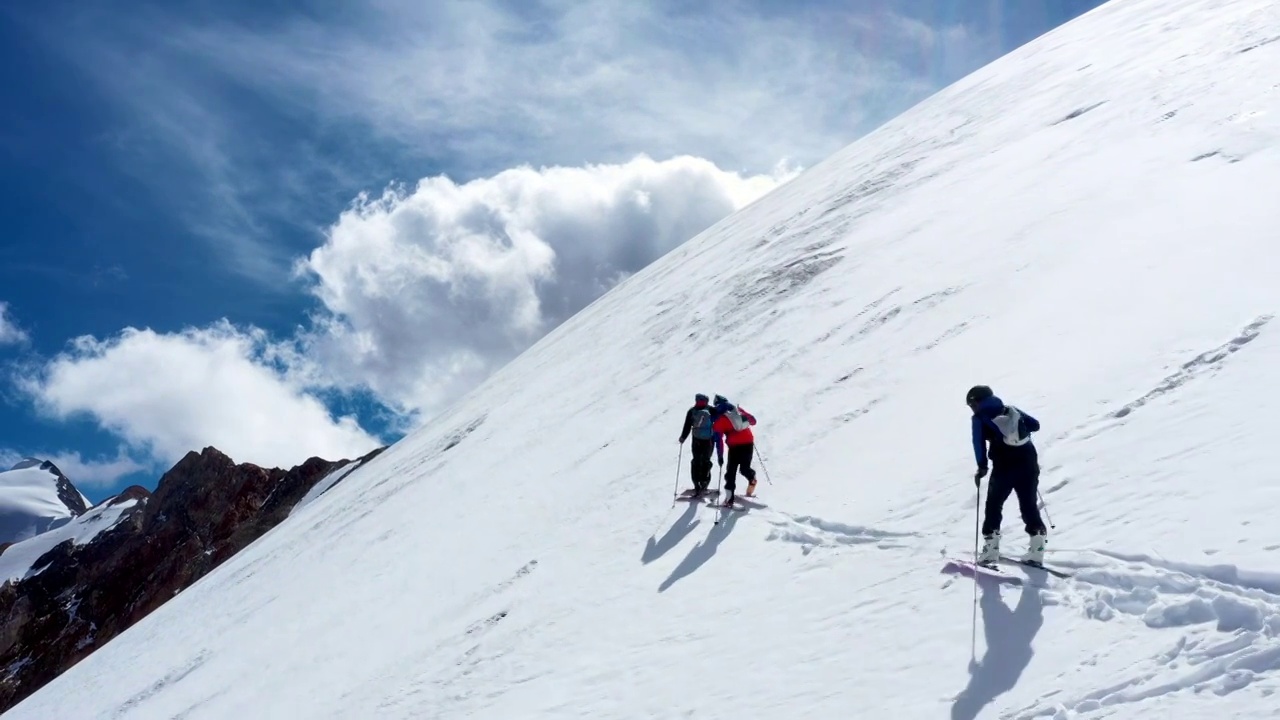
top-left (991, 406), bottom-right (1030, 446)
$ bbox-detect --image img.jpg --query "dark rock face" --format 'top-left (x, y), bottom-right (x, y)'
top-left (0, 445), bottom-right (383, 713)
top-left (33, 460), bottom-right (90, 518)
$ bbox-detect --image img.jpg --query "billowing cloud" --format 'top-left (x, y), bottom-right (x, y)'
top-left (22, 322), bottom-right (381, 469)
top-left (296, 154), bottom-right (795, 415)
top-left (0, 303), bottom-right (29, 346)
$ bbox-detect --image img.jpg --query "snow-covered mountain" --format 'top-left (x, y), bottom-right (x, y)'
top-left (0, 447), bottom-right (383, 713)
top-left (8, 0), bottom-right (1280, 717)
top-left (0, 458), bottom-right (90, 546)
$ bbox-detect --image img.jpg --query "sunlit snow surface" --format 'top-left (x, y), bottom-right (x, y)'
top-left (10, 0), bottom-right (1280, 717)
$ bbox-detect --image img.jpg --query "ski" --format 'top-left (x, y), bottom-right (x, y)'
top-left (998, 555), bottom-right (1072, 579)
top-left (675, 488), bottom-right (720, 501)
top-left (676, 493), bottom-right (719, 502)
top-left (943, 558), bottom-right (1018, 581)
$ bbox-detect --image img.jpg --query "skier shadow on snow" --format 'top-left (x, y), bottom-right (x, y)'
top-left (950, 574), bottom-right (1045, 720)
top-left (657, 506), bottom-right (745, 592)
top-left (642, 500), bottom-right (701, 565)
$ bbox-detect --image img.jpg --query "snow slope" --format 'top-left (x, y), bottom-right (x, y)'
top-left (0, 460), bottom-right (90, 546)
top-left (9, 0), bottom-right (1280, 717)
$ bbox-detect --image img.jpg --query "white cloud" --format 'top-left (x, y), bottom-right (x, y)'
top-left (47, 450), bottom-right (150, 490)
top-left (294, 154), bottom-right (795, 416)
top-left (0, 303), bottom-right (29, 346)
top-left (0, 447), bottom-right (144, 491)
top-left (22, 322), bottom-right (382, 469)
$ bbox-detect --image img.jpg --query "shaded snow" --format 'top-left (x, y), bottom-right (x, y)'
top-left (9, 0), bottom-right (1280, 718)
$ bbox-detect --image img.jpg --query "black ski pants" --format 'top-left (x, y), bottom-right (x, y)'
top-left (689, 438), bottom-right (714, 488)
top-left (981, 447), bottom-right (1046, 537)
top-left (724, 442), bottom-right (756, 492)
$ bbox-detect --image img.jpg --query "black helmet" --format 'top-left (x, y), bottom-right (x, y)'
top-left (695, 393), bottom-right (709, 404)
top-left (965, 385), bottom-right (993, 407)
top-left (713, 394), bottom-right (728, 406)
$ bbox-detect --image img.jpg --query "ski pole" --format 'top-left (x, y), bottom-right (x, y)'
top-left (970, 483), bottom-right (981, 661)
top-left (1038, 489), bottom-right (1056, 529)
top-left (672, 442), bottom-right (684, 503)
top-left (754, 444), bottom-right (774, 485)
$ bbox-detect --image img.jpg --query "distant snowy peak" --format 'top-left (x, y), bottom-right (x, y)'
top-left (0, 458), bottom-right (91, 546)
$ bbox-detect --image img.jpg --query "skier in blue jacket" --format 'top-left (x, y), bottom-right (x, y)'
top-left (967, 385), bottom-right (1048, 565)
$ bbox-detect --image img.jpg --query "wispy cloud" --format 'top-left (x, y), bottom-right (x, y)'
top-left (24, 1), bottom-right (995, 283)
top-left (169, 1), bottom-right (984, 174)
top-left (0, 302), bottom-right (29, 346)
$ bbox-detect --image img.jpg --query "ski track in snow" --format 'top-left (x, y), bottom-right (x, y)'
top-left (764, 512), bottom-right (919, 553)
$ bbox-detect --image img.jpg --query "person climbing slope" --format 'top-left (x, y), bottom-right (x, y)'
top-left (678, 393), bottom-right (723, 494)
top-left (711, 395), bottom-right (757, 506)
top-left (967, 385), bottom-right (1048, 566)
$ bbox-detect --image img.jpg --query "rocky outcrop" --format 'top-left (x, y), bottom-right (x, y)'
top-left (0, 445), bottom-right (384, 713)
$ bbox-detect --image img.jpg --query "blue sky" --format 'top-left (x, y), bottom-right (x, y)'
top-left (0, 0), bottom-right (1104, 502)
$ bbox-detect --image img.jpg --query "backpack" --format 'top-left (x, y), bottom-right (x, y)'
top-left (725, 406), bottom-right (752, 432)
top-left (989, 405), bottom-right (1031, 446)
top-left (690, 407), bottom-right (714, 440)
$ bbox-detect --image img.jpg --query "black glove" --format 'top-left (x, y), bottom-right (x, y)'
top-left (974, 466), bottom-right (988, 486)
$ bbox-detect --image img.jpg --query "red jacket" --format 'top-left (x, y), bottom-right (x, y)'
top-left (712, 407), bottom-right (756, 446)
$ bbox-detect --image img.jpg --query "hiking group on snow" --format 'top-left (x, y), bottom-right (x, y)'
top-left (677, 393), bottom-right (759, 507)
top-left (678, 384), bottom-right (1051, 568)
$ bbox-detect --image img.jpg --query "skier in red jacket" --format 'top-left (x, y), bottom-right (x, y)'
top-left (710, 395), bottom-right (758, 505)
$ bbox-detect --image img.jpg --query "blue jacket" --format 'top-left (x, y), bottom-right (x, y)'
top-left (971, 395), bottom-right (1040, 468)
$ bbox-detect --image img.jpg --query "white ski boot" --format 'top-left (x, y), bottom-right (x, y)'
top-left (977, 532), bottom-right (1000, 566)
top-left (1024, 532), bottom-right (1047, 565)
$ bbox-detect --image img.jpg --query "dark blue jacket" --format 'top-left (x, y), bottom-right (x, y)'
top-left (971, 395), bottom-right (1040, 468)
